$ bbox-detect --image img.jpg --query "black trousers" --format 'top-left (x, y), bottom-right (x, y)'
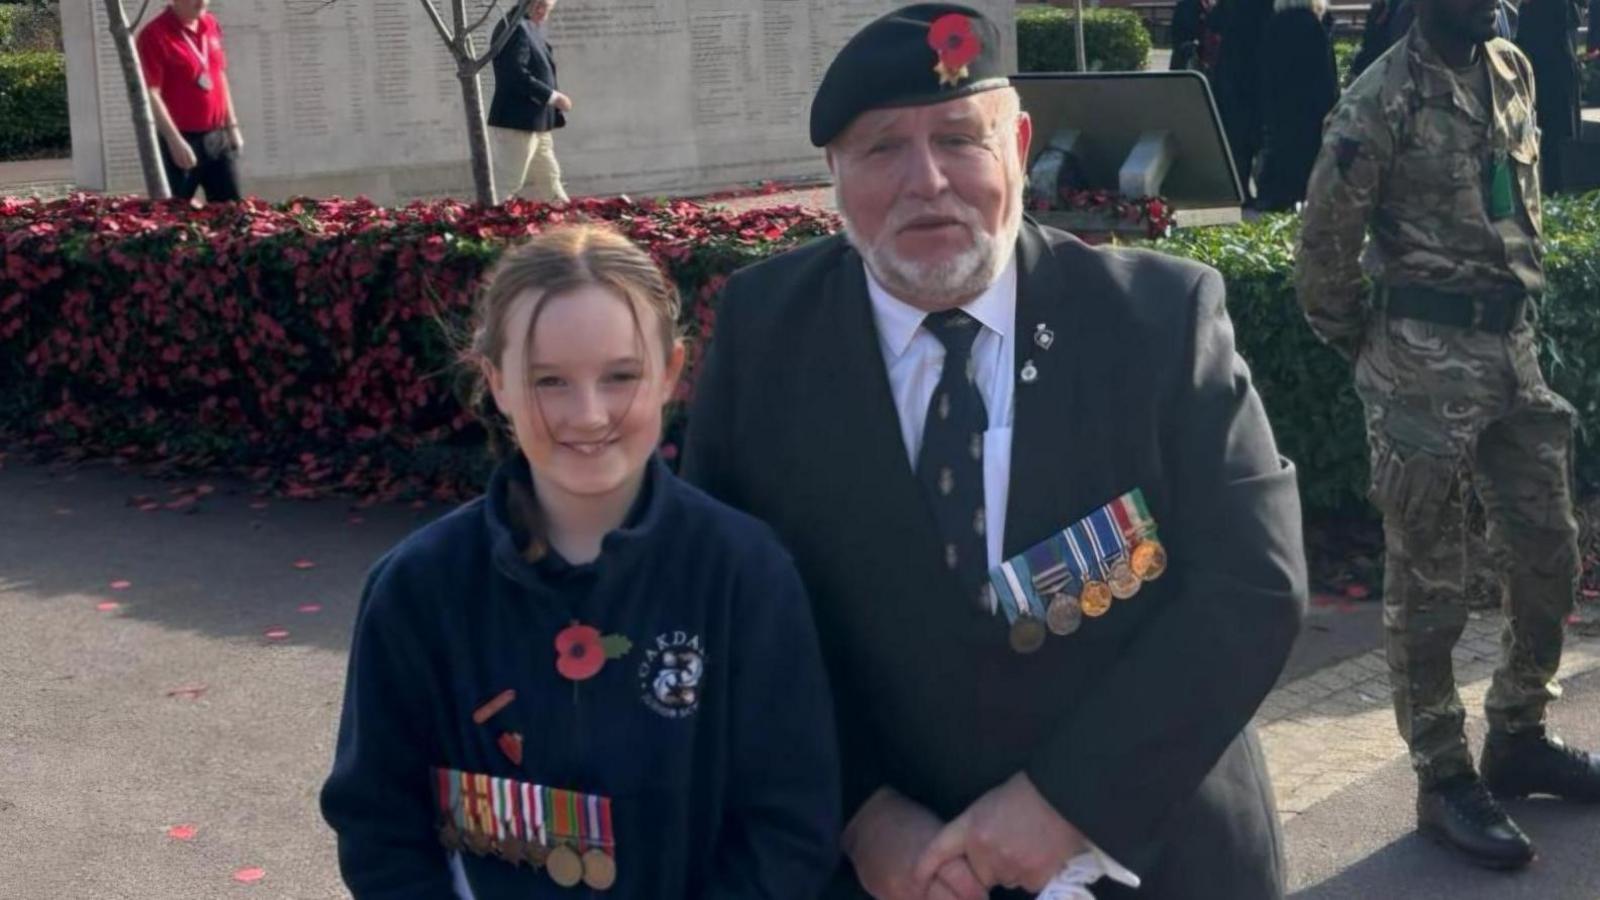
top-left (159, 129), bottom-right (242, 202)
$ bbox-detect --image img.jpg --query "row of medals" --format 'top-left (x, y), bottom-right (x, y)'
top-left (1008, 535), bottom-right (1168, 654)
top-left (440, 820), bottom-right (617, 890)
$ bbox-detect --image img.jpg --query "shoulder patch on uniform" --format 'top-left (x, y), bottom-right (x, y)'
top-left (1335, 137), bottom-right (1362, 177)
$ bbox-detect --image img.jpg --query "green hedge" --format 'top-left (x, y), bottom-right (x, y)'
top-left (0, 4), bottom-right (62, 53)
top-left (0, 50), bottom-right (69, 159)
top-left (1157, 191), bottom-right (1600, 514)
top-left (1017, 6), bottom-right (1152, 73)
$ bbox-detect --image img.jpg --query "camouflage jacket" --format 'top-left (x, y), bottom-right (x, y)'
top-left (1295, 24), bottom-right (1544, 356)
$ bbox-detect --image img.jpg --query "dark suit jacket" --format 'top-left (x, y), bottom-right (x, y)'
top-left (682, 220), bottom-right (1306, 898)
top-left (488, 16), bottom-right (563, 133)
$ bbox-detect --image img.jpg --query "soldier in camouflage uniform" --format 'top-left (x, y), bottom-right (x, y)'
top-left (1296, 0), bottom-right (1600, 870)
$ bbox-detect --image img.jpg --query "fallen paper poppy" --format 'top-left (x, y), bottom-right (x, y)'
top-left (166, 684), bottom-right (208, 700)
top-left (110, 580), bottom-right (132, 590)
top-left (297, 603), bottom-right (323, 614)
top-left (1344, 584), bottom-right (1370, 600)
top-left (96, 600), bottom-right (121, 612)
top-left (167, 824), bottom-right (198, 841)
top-left (264, 628), bottom-right (290, 640)
top-left (138, 502), bottom-right (162, 512)
top-left (292, 560), bottom-right (315, 570)
top-left (232, 867), bottom-right (265, 884)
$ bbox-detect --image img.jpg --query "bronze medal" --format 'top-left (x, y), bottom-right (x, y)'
top-left (499, 836), bottom-right (527, 866)
top-left (1046, 593), bottom-right (1083, 635)
top-left (1009, 615), bottom-right (1047, 654)
top-left (546, 844), bottom-right (584, 888)
top-left (581, 848), bottom-right (618, 890)
top-left (463, 829), bottom-right (493, 857)
top-left (1131, 539), bottom-right (1168, 581)
top-left (526, 841), bottom-right (551, 867)
top-left (1080, 581), bottom-right (1113, 617)
top-left (438, 821), bottom-right (462, 852)
top-left (1109, 559), bottom-right (1141, 600)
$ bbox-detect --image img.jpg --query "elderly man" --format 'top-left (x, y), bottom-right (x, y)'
top-left (487, 0), bottom-right (572, 203)
top-left (683, 4), bottom-right (1305, 898)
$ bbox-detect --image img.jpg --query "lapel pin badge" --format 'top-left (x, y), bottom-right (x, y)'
top-left (1020, 360), bottom-right (1039, 384)
top-left (1034, 323), bottom-right (1055, 350)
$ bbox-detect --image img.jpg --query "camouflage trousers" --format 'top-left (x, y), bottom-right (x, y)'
top-left (1354, 313), bottom-right (1579, 787)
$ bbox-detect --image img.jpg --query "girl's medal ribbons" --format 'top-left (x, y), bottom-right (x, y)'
top-left (432, 768), bottom-right (617, 890)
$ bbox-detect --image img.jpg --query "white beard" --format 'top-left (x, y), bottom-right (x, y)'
top-left (839, 185), bottom-right (1022, 307)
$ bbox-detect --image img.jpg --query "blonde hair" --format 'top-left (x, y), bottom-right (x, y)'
top-left (470, 223), bottom-right (681, 376)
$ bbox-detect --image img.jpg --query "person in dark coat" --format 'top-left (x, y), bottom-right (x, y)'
top-left (685, 5), bottom-right (1305, 898)
top-left (1170, 0), bottom-right (1225, 73)
top-left (1257, 0), bottom-right (1340, 210)
top-left (1515, 0), bottom-right (1584, 192)
top-left (1212, 0), bottom-right (1277, 202)
top-left (487, 0), bottom-right (571, 202)
top-left (1348, 0), bottom-right (1414, 82)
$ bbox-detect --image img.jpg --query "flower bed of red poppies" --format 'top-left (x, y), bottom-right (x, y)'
top-left (0, 193), bottom-right (838, 501)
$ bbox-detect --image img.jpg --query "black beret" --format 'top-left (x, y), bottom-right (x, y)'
top-left (809, 3), bottom-right (1009, 147)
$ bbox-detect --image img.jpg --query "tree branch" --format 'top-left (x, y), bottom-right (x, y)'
top-left (470, 0), bottom-right (533, 72)
top-left (415, 0), bottom-right (458, 54)
top-left (464, 0), bottom-right (501, 38)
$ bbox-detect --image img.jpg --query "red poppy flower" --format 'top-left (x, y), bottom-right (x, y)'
top-left (928, 13), bottom-right (980, 71)
top-left (555, 623), bottom-right (606, 681)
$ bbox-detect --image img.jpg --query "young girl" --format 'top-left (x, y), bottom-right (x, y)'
top-left (321, 225), bottom-right (840, 898)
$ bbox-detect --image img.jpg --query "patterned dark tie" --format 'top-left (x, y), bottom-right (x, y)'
top-left (916, 309), bottom-right (989, 607)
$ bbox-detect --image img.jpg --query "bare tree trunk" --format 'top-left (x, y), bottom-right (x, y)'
top-left (101, 0), bottom-right (170, 198)
top-left (459, 67), bottom-right (496, 206)
top-left (448, 0), bottom-right (495, 206)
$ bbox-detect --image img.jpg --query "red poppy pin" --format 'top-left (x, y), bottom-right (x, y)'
top-left (554, 622), bottom-right (633, 682)
top-left (928, 13), bottom-right (980, 87)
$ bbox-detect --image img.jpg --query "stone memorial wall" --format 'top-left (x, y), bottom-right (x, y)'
top-left (63, 0), bottom-right (1014, 202)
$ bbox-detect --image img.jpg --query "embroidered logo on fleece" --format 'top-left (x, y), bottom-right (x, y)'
top-left (638, 630), bottom-right (706, 719)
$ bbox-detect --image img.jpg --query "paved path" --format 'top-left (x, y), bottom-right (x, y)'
top-left (0, 157), bottom-right (73, 199)
top-left (4, 456), bottom-right (1600, 898)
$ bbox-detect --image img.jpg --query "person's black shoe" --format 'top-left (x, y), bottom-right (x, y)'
top-left (1482, 728), bottom-right (1600, 802)
top-left (1416, 775), bottom-right (1536, 870)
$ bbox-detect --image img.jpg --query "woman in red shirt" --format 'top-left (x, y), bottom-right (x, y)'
top-left (136, 0), bottom-right (243, 202)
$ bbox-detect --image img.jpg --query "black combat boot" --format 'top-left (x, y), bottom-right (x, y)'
top-left (1417, 774), bottom-right (1536, 870)
top-left (1482, 728), bottom-right (1600, 802)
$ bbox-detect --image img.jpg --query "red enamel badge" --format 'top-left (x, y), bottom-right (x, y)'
top-left (928, 13), bottom-right (980, 86)
top-left (497, 731), bottom-right (524, 766)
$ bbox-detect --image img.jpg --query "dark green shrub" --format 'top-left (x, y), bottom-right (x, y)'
top-left (0, 50), bottom-right (69, 159)
top-left (1018, 6), bottom-right (1152, 73)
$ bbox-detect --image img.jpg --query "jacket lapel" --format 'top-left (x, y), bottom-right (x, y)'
top-left (1002, 220), bottom-right (1111, 558)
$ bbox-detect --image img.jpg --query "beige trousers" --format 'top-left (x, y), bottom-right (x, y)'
top-left (488, 126), bottom-right (569, 204)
